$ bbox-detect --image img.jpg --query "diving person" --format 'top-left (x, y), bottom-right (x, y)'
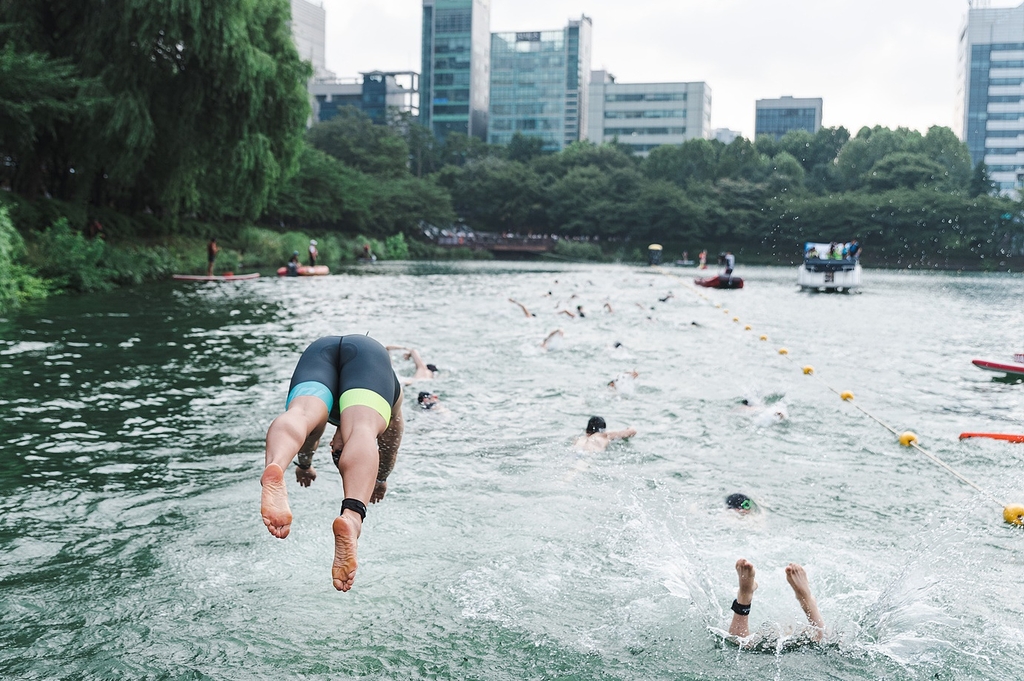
top-left (728, 559), bottom-right (825, 641)
top-left (260, 334), bottom-right (404, 592)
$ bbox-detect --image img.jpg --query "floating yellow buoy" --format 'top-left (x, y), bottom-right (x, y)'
top-left (1003, 504), bottom-right (1024, 526)
top-left (744, 325), bottom-right (752, 331)
top-left (802, 365), bottom-right (814, 375)
top-left (759, 335), bottom-right (768, 341)
top-left (840, 390), bottom-right (854, 401)
top-left (778, 348), bottom-right (788, 355)
top-left (715, 304), bottom-right (721, 308)
top-left (899, 431), bottom-right (919, 446)
top-left (724, 309), bottom-right (729, 314)
top-left (733, 317), bottom-right (739, 322)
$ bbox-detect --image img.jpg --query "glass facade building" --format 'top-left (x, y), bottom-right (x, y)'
top-left (487, 17), bottom-right (592, 151)
top-left (957, 2), bottom-right (1024, 194)
top-left (586, 73), bottom-right (712, 156)
top-left (421, 0), bottom-right (491, 140)
top-left (754, 97), bottom-right (822, 141)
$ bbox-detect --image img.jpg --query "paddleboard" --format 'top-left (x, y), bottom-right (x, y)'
top-left (172, 273), bottom-right (260, 281)
top-left (959, 433), bottom-right (1024, 443)
top-left (276, 265), bottom-right (330, 276)
top-left (972, 359), bottom-right (1024, 378)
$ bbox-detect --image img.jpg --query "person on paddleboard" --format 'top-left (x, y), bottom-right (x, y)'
top-left (206, 238), bottom-right (219, 277)
top-left (260, 334), bottom-right (405, 592)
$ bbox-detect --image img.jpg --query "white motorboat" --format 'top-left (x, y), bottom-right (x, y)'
top-left (797, 241), bottom-right (861, 292)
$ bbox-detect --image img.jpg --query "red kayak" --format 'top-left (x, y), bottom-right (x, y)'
top-left (972, 359), bottom-right (1024, 378)
top-left (695, 275), bottom-right (744, 289)
top-left (277, 265), bottom-right (330, 276)
top-left (959, 433), bottom-right (1024, 443)
top-left (172, 273), bottom-right (260, 281)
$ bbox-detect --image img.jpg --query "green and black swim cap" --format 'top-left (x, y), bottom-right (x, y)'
top-left (726, 493), bottom-right (753, 511)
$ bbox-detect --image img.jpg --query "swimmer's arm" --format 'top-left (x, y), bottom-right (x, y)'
top-left (406, 348), bottom-right (428, 372)
top-left (606, 427), bottom-right (637, 441)
top-left (385, 345), bottom-right (408, 352)
top-left (372, 398), bottom-right (403, 502)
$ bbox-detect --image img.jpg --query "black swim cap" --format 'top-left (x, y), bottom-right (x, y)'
top-left (417, 391), bottom-right (432, 403)
top-left (586, 416), bottom-right (606, 434)
top-left (426, 363), bottom-right (438, 372)
top-left (726, 493), bottom-right (753, 511)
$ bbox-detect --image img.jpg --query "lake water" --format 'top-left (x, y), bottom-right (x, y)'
top-left (1, 262), bottom-right (1022, 680)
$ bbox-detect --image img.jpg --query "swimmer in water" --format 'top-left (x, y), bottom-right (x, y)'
top-left (260, 334), bottom-right (405, 592)
top-left (728, 559), bottom-right (824, 641)
top-left (417, 391), bottom-right (441, 410)
top-left (725, 493), bottom-right (756, 514)
top-left (509, 298), bottom-right (536, 317)
top-left (608, 370), bottom-right (639, 390)
top-left (387, 346), bottom-right (438, 384)
top-left (572, 416), bottom-right (637, 452)
top-left (541, 329), bottom-right (564, 350)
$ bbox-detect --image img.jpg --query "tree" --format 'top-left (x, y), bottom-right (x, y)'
top-left (506, 132), bottom-right (545, 163)
top-left (643, 138), bottom-right (721, 188)
top-left (309, 107), bottom-right (410, 178)
top-left (0, 0), bottom-right (310, 219)
top-left (968, 161), bottom-right (996, 198)
top-left (864, 152), bottom-right (952, 192)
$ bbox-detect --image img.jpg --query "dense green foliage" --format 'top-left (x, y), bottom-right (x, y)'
top-left (0, 0), bottom-right (310, 219)
top-left (0, 206), bottom-right (47, 313)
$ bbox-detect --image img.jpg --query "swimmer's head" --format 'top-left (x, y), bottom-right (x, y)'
top-left (741, 399), bottom-right (750, 406)
top-left (586, 416), bottom-right (606, 434)
top-left (613, 342), bottom-right (623, 348)
top-left (726, 493), bottom-right (754, 513)
top-left (426, 363), bottom-right (438, 373)
top-left (417, 391), bottom-right (439, 409)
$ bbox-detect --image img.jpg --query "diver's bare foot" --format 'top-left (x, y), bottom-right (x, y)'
top-left (260, 463), bottom-right (292, 538)
top-left (785, 563), bottom-right (825, 635)
top-left (331, 515), bottom-right (360, 592)
top-left (736, 558), bottom-right (758, 603)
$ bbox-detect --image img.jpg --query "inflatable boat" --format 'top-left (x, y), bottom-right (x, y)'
top-left (972, 358), bottom-right (1024, 379)
top-left (277, 265), bottom-right (330, 276)
top-left (694, 275), bottom-right (744, 289)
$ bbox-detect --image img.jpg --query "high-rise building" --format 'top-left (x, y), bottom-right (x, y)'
top-left (290, 0), bottom-right (331, 79)
top-left (586, 72), bottom-right (711, 156)
top-left (311, 72), bottom-right (420, 124)
top-left (421, 0), bottom-right (491, 140)
top-left (713, 128), bottom-right (742, 145)
top-left (754, 96), bottom-right (822, 141)
top-left (958, 1), bottom-right (1024, 193)
top-left (488, 16), bottom-right (592, 151)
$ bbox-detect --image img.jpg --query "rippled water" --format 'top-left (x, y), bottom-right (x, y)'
top-left (1, 262), bottom-right (1022, 680)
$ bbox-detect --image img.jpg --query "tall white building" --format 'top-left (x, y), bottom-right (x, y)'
top-left (586, 72), bottom-right (711, 156)
top-left (290, 0), bottom-right (330, 79)
top-left (958, 1), bottom-right (1024, 193)
top-left (754, 96), bottom-right (822, 141)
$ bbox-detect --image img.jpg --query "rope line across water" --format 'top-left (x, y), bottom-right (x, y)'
top-left (653, 266), bottom-right (1019, 523)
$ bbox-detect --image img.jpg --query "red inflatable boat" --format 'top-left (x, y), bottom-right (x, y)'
top-left (694, 275), bottom-right (744, 289)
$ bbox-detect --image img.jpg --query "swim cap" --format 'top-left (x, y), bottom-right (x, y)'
top-left (426, 363), bottom-right (438, 372)
top-left (417, 391), bottom-right (432, 402)
top-left (586, 416), bottom-right (606, 434)
top-left (726, 493), bottom-right (753, 511)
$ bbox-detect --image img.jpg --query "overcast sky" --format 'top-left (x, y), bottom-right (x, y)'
top-left (319, 0), bottom-right (1015, 139)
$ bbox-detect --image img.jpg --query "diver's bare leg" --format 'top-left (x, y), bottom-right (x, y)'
top-left (785, 563), bottom-right (824, 640)
top-left (330, 405), bottom-right (384, 592)
top-left (260, 397), bottom-right (327, 538)
top-left (729, 558), bottom-right (758, 637)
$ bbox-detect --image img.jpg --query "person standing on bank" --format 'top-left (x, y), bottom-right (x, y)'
top-left (260, 335), bottom-right (404, 592)
top-left (207, 237), bottom-right (219, 277)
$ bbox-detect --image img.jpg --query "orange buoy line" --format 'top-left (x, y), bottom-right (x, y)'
top-left (651, 266), bottom-right (1023, 527)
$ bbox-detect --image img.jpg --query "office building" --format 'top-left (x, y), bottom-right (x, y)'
top-left (310, 72), bottom-right (420, 124)
top-left (488, 16), bottom-right (592, 151)
top-left (958, 1), bottom-right (1024, 193)
top-left (754, 96), bottom-right (823, 140)
top-left (586, 72), bottom-right (711, 156)
top-left (290, 0), bottom-right (331, 79)
top-left (421, 0), bottom-right (491, 140)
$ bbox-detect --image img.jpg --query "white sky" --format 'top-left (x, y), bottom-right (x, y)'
top-left (319, 0), bottom-right (1019, 139)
